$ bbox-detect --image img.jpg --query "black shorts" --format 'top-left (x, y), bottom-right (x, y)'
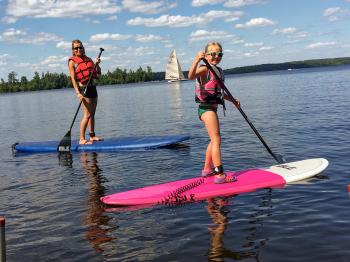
top-left (80, 85), bottom-right (98, 99)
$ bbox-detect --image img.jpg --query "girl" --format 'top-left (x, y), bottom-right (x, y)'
top-left (68, 40), bottom-right (103, 145)
top-left (188, 42), bottom-right (239, 183)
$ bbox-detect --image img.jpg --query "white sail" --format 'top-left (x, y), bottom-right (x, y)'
top-left (165, 49), bottom-right (186, 81)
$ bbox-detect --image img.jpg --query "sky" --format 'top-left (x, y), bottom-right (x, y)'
top-left (1, 0), bottom-right (350, 80)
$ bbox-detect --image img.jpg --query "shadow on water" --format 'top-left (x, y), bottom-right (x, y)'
top-left (205, 191), bottom-right (272, 262)
top-left (59, 151), bottom-right (115, 253)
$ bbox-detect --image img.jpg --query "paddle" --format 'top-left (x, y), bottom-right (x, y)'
top-left (57, 47), bottom-right (105, 153)
top-left (201, 58), bottom-right (286, 164)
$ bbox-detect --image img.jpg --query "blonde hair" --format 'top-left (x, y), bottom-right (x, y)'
top-left (71, 39), bottom-right (85, 56)
top-left (205, 42), bottom-right (222, 53)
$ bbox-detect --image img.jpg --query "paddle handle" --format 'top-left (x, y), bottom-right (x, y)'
top-left (201, 58), bottom-right (284, 164)
top-left (69, 48), bottom-right (104, 131)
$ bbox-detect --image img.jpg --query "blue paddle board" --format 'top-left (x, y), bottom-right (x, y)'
top-left (13, 134), bottom-right (190, 153)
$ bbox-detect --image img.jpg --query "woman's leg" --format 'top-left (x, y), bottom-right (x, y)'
top-left (88, 97), bottom-right (103, 141)
top-left (88, 97), bottom-right (97, 135)
top-left (80, 98), bottom-right (93, 144)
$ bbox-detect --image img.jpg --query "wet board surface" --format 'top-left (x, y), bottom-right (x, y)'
top-left (101, 158), bottom-right (329, 206)
top-left (13, 134), bottom-right (190, 153)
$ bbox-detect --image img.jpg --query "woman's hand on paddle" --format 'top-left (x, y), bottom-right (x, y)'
top-left (95, 57), bottom-right (101, 65)
top-left (77, 93), bottom-right (84, 100)
top-left (232, 98), bottom-right (240, 108)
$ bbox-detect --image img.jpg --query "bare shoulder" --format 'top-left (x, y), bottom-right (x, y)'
top-left (196, 64), bottom-right (208, 76)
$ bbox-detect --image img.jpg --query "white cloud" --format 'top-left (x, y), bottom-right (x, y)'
top-left (41, 55), bottom-right (67, 65)
top-left (90, 33), bottom-right (132, 42)
top-left (235, 17), bottom-right (276, 28)
top-left (272, 27), bottom-right (297, 35)
top-left (135, 34), bottom-right (162, 42)
top-left (192, 0), bottom-right (225, 7)
top-left (224, 0), bottom-right (267, 8)
top-left (306, 42), bottom-right (337, 49)
top-left (205, 10), bottom-right (244, 22)
top-left (106, 15), bottom-right (118, 21)
top-left (128, 14), bottom-right (206, 27)
top-left (243, 51), bottom-right (259, 57)
top-left (323, 7), bottom-right (350, 21)
top-left (4, 0), bottom-right (122, 23)
top-left (232, 36), bottom-right (244, 44)
top-left (56, 41), bottom-right (71, 50)
top-left (20, 32), bottom-right (63, 44)
top-left (244, 42), bottom-right (263, 47)
top-left (272, 27), bottom-right (309, 39)
top-left (0, 29), bottom-right (63, 44)
top-left (122, 0), bottom-right (177, 14)
top-left (0, 28), bottom-right (26, 41)
top-left (191, 0), bottom-right (266, 7)
top-left (127, 10), bottom-right (243, 27)
top-left (259, 46), bottom-right (273, 51)
top-left (0, 54), bottom-right (9, 66)
top-left (189, 29), bottom-right (234, 42)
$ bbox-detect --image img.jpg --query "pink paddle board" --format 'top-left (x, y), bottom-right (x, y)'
top-left (101, 158), bottom-right (328, 206)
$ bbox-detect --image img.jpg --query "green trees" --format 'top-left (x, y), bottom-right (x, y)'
top-left (0, 66), bottom-right (153, 93)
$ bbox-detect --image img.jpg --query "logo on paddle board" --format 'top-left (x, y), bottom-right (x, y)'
top-left (276, 164), bottom-right (296, 170)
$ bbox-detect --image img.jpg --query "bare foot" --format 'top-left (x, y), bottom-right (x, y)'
top-left (79, 139), bottom-right (93, 145)
top-left (89, 136), bottom-right (103, 142)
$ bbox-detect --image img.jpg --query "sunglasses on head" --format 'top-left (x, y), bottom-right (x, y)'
top-left (73, 46), bottom-right (84, 50)
top-left (206, 51), bottom-right (223, 58)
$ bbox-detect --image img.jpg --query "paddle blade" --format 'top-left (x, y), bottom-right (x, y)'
top-left (275, 154), bottom-right (287, 164)
top-left (57, 130), bottom-right (71, 152)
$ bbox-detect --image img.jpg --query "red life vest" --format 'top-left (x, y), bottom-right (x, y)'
top-left (69, 55), bottom-right (98, 85)
top-left (195, 65), bottom-right (224, 104)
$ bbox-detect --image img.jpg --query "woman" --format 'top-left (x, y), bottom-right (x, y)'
top-left (188, 42), bottom-right (239, 183)
top-left (68, 40), bottom-right (103, 145)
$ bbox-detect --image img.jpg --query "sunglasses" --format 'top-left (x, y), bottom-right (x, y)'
top-left (206, 51), bottom-right (223, 58)
top-left (73, 46), bottom-right (84, 50)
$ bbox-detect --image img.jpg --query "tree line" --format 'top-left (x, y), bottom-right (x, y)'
top-left (1, 56), bottom-right (350, 93)
top-left (224, 57), bottom-right (350, 75)
top-left (0, 66), bottom-right (156, 93)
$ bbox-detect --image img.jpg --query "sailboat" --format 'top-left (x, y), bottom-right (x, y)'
top-left (165, 49), bottom-right (186, 82)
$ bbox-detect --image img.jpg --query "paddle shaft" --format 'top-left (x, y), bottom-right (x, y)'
top-left (68, 48), bottom-right (104, 131)
top-left (201, 58), bottom-right (283, 164)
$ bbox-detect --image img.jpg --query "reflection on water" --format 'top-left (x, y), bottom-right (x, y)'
top-left (59, 152), bottom-right (114, 253)
top-left (58, 152), bottom-right (73, 167)
top-left (168, 81), bottom-right (185, 122)
top-left (2, 65), bottom-right (350, 261)
top-left (80, 152), bottom-right (113, 253)
top-left (206, 191), bottom-right (272, 262)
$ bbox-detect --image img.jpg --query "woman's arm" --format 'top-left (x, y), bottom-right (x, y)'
top-left (95, 57), bottom-right (101, 75)
top-left (68, 60), bottom-right (83, 100)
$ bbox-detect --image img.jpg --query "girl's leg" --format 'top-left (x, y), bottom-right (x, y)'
top-left (202, 111), bottom-right (235, 183)
top-left (201, 111), bottom-right (222, 169)
top-left (204, 141), bottom-right (213, 171)
top-left (80, 98), bottom-right (93, 144)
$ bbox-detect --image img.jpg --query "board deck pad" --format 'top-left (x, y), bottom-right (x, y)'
top-left (13, 134), bottom-right (190, 153)
top-left (101, 158), bottom-right (328, 207)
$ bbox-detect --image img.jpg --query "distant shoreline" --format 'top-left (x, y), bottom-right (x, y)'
top-left (178, 57), bottom-right (350, 78)
top-left (1, 57), bottom-right (350, 94)
top-left (223, 57), bottom-right (350, 75)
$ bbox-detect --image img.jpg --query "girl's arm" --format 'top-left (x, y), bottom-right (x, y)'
top-left (223, 93), bottom-right (240, 107)
top-left (188, 51), bottom-right (207, 80)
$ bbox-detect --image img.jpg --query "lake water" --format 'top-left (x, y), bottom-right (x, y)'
top-left (1, 65), bottom-right (350, 261)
